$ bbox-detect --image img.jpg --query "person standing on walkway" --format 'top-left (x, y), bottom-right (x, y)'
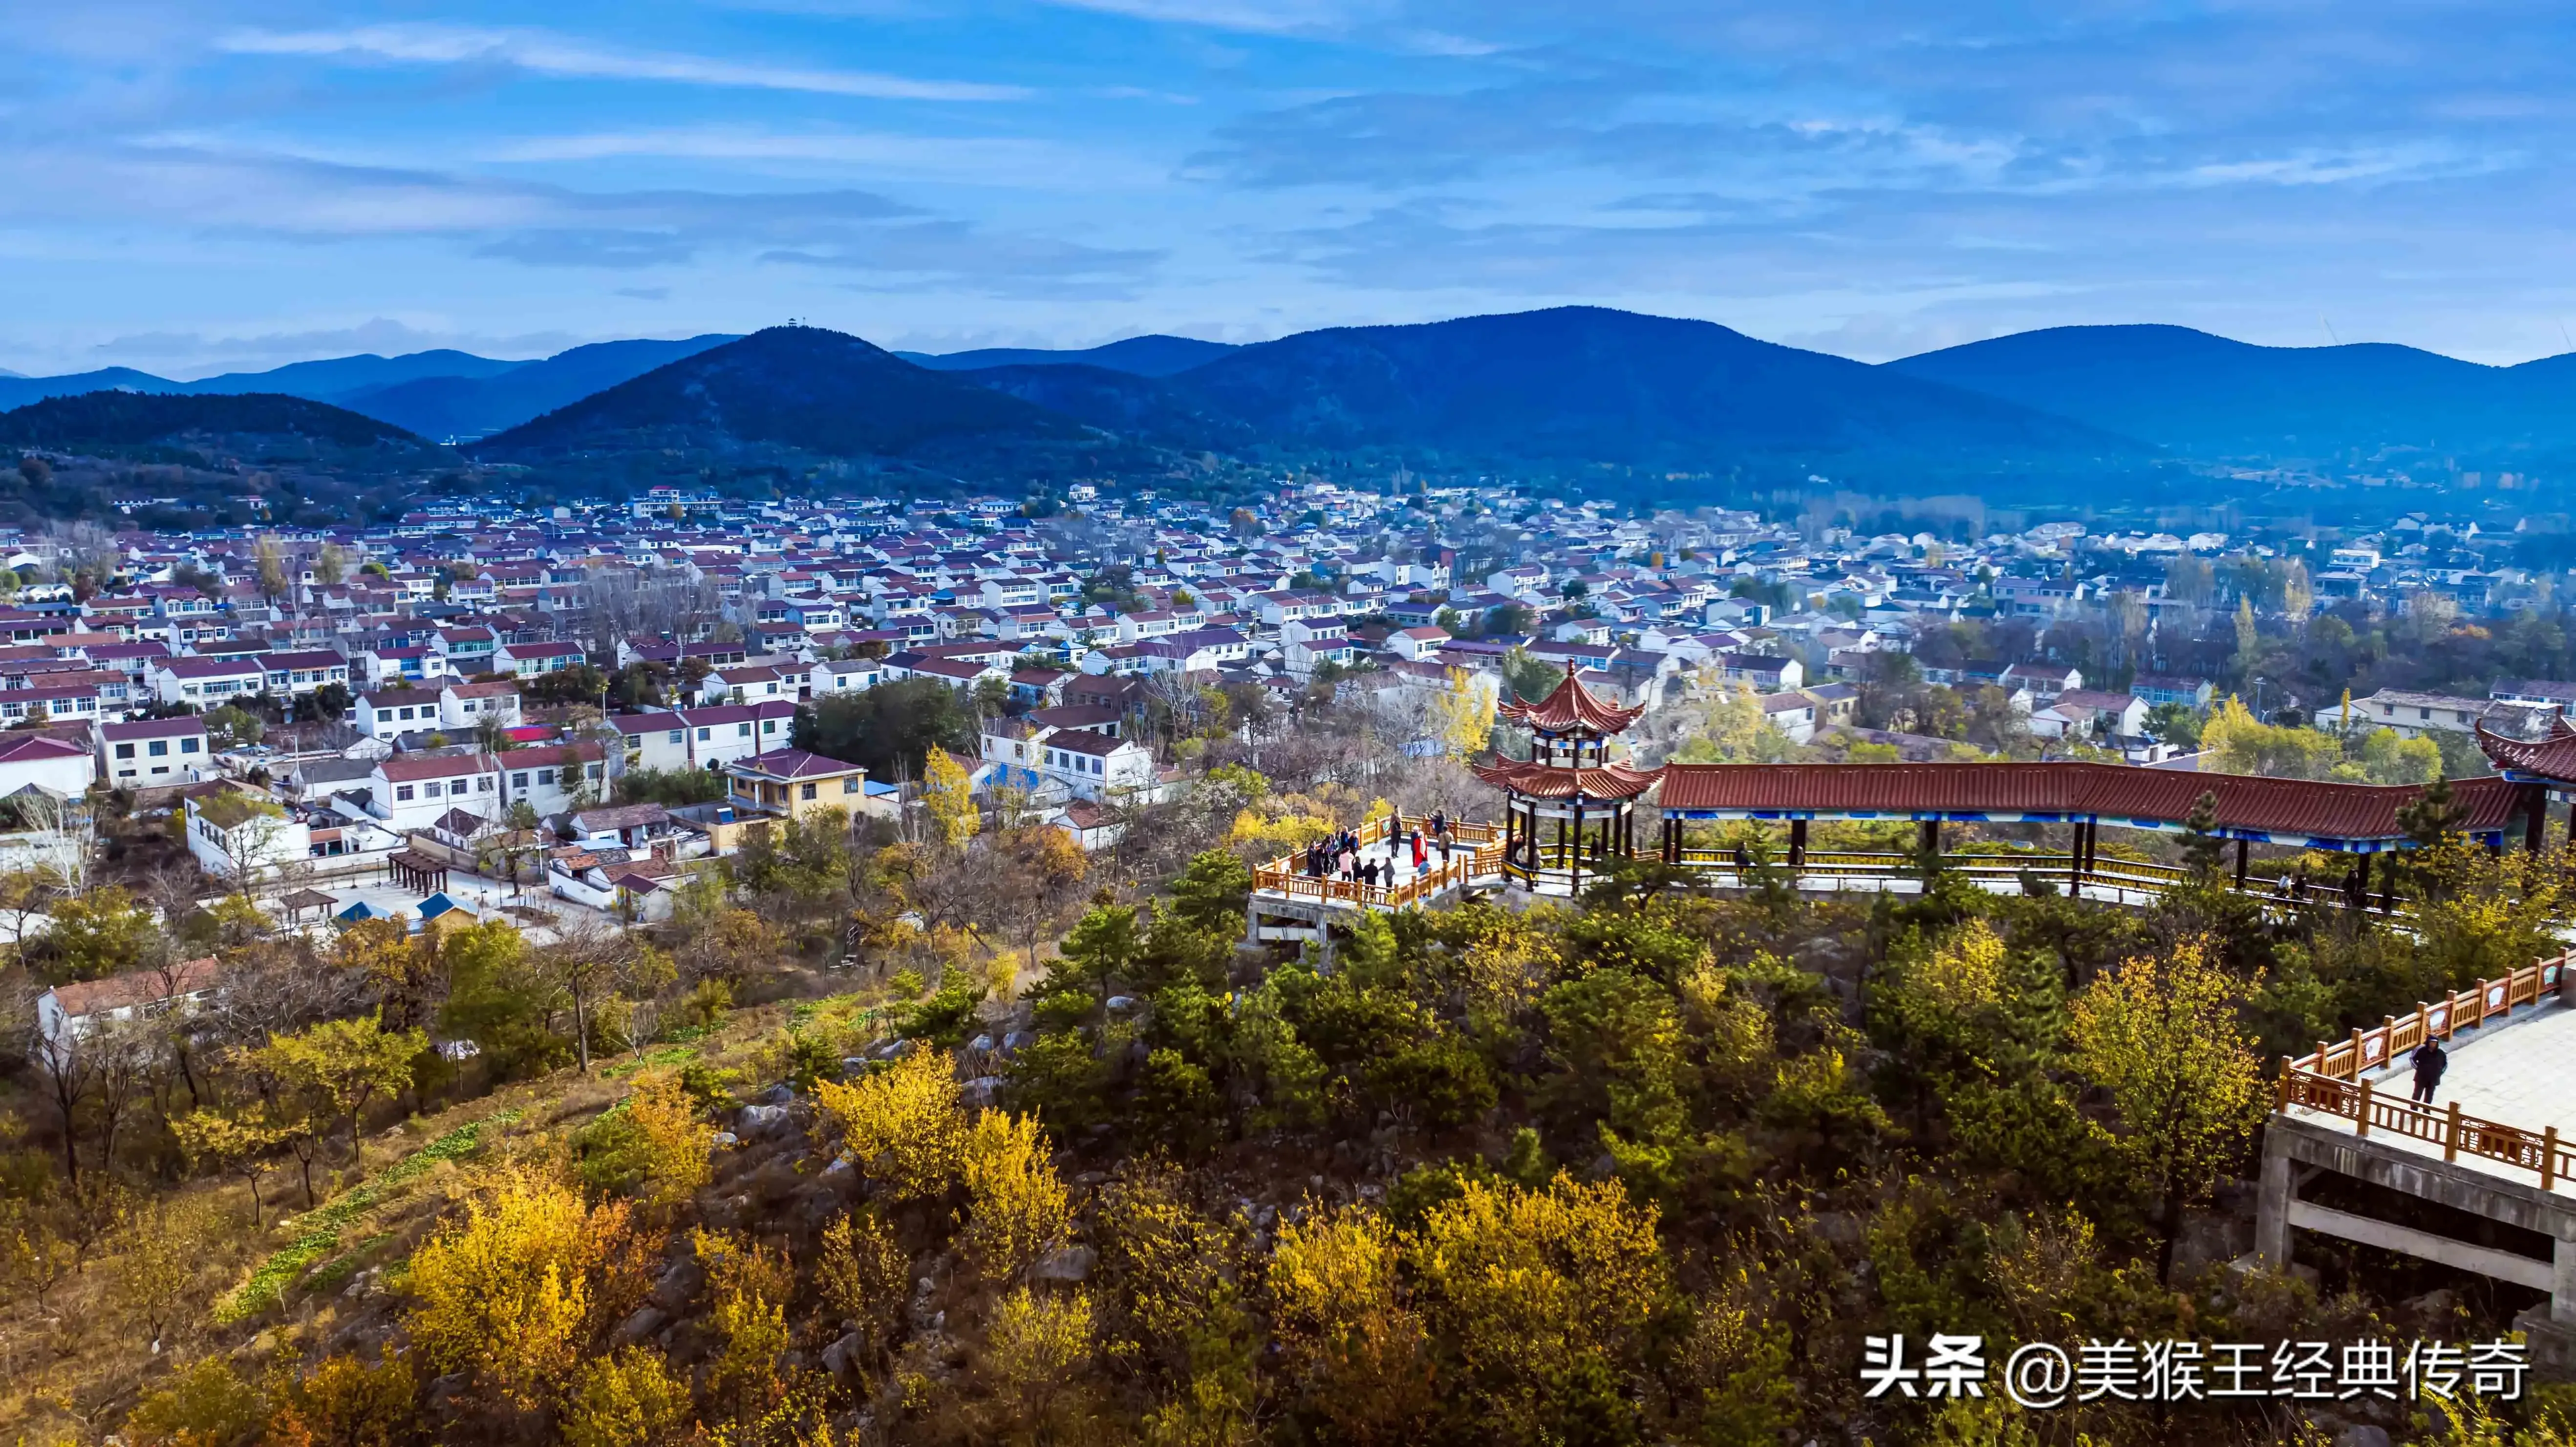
top-left (2409, 1036), bottom-right (2447, 1106)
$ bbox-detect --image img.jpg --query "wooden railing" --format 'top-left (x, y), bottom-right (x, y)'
top-left (2277, 953), bottom-right (2572, 1190)
top-left (1251, 814), bottom-right (1507, 912)
top-left (1670, 845), bottom-right (2411, 911)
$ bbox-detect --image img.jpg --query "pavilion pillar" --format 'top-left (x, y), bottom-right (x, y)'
top-left (1570, 800), bottom-right (1585, 894)
top-left (2528, 785), bottom-right (2549, 853)
top-left (1788, 818), bottom-right (1807, 871)
top-left (2084, 816), bottom-right (2099, 876)
top-left (1920, 819), bottom-right (1940, 864)
top-left (2355, 853), bottom-right (2371, 910)
top-left (2234, 836), bottom-right (2250, 890)
top-left (1503, 799), bottom-right (1516, 872)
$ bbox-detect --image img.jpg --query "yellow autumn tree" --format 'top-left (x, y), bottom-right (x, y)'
top-left (1668, 683), bottom-right (1798, 765)
top-left (814, 1049), bottom-right (966, 1201)
top-left (405, 1169), bottom-right (630, 1405)
top-left (1428, 666), bottom-right (1496, 758)
top-left (1906, 916), bottom-right (2006, 1018)
top-left (697, 1228), bottom-right (794, 1422)
top-left (2201, 694), bottom-right (2340, 779)
top-left (1268, 1204), bottom-right (1433, 1443)
top-left (818, 1210), bottom-right (909, 1362)
top-left (2068, 939), bottom-right (2265, 1283)
top-left (921, 747), bottom-right (981, 849)
top-left (624, 1069), bottom-right (716, 1205)
top-left (1403, 1174), bottom-right (1670, 1442)
top-left (560, 1347), bottom-right (690, 1447)
top-left (979, 1286), bottom-right (1097, 1433)
top-left (958, 1109), bottom-right (1070, 1281)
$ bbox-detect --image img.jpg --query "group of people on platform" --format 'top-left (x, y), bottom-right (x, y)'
top-left (1299, 811), bottom-right (1460, 893)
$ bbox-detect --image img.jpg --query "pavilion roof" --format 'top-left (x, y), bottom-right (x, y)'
top-left (2476, 717), bottom-right (2576, 782)
top-left (1496, 664), bottom-right (1645, 736)
top-left (1470, 758), bottom-right (1662, 801)
top-left (1653, 761), bottom-right (2525, 846)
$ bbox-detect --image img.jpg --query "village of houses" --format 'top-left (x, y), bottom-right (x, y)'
top-left (6, 478), bottom-right (2555, 1054)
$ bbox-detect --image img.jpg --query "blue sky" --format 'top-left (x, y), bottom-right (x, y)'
top-left (6, 0), bottom-right (2574, 377)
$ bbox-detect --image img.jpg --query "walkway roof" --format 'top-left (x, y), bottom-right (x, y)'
top-left (1654, 761), bottom-right (2525, 849)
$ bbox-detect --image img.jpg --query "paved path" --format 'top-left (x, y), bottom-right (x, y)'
top-left (2294, 996), bottom-right (2575, 1196)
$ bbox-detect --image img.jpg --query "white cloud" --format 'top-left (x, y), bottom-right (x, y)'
top-left (217, 23), bottom-right (1028, 102)
top-left (485, 128), bottom-right (1164, 187)
top-left (1032, 0), bottom-right (1373, 36)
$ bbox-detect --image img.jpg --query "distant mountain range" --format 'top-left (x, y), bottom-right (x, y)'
top-left (16, 312), bottom-right (2576, 499)
top-left (468, 312), bottom-right (2134, 486)
top-left (895, 335), bottom-right (1237, 377)
top-left (1884, 324), bottom-right (2576, 458)
top-left (0, 337), bottom-right (739, 441)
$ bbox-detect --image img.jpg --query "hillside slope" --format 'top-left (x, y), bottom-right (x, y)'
top-left (478, 327), bottom-right (1091, 465)
top-left (0, 390), bottom-right (430, 454)
top-left (900, 334), bottom-right (1238, 377)
top-left (1161, 306), bottom-right (2145, 474)
top-left (335, 335), bottom-right (742, 439)
top-left (1884, 324), bottom-right (2576, 457)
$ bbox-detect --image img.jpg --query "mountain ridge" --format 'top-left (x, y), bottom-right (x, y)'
top-left (1883, 323), bottom-right (2576, 457)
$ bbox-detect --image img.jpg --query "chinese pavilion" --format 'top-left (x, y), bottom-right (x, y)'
top-left (1471, 665), bottom-right (1660, 894)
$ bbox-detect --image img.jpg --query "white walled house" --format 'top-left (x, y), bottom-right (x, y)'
top-left (0, 733), bottom-right (98, 799)
top-left (372, 753), bottom-right (501, 831)
top-left (809, 658), bottom-right (884, 696)
top-left (495, 640), bottom-right (584, 676)
top-left (33, 958), bottom-right (219, 1061)
top-left (97, 716), bottom-right (210, 787)
top-left (154, 656), bottom-right (264, 706)
top-left (257, 650), bottom-right (352, 697)
top-left (440, 681), bottom-right (523, 730)
top-left (497, 742), bottom-right (608, 816)
top-left (1039, 729), bottom-right (1156, 801)
top-left (356, 689), bottom-right (444, 741)
top-left (612, 702), bottom-right (794, 773)
top-left (184, 790), bottom-right (312, 880)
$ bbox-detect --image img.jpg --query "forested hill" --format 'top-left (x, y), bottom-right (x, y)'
top-left (0, 391), bottom-right (429, 453)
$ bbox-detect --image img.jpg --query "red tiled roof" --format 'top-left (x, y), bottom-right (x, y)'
top-left (50, 958), bottom-right (219, 1018)
top-left (2476, 718), bottom-right (2576, 781)
top-left (1496, 664), bottom-right (1645, 736)
top-left (1470, 758), bottom-right (1662, 800)
top-left (1653, 761), bottom-right (2525, 843)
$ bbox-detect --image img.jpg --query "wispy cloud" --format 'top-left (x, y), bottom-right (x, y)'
top-left (217, 23), bottom-right (1027, 102)
top-left (1030, 0), bottom-right (1373, 37)
top-left (485, 127), bottom-right (1161, 187)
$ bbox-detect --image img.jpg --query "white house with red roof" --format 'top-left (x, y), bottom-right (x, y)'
top-left (34, 958), bottom-right (219, 1060)
top-left (97, 715), bottom-right (210, 787)
top-left (152, 655), bottom-right (265, 706)
top-left (370, 752), bottom-right (501, 831)
top-left (0, 732), bottom-right (97, 800)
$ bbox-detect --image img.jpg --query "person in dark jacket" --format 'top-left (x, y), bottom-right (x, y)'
top-left (2409, 1037), bottom-right (2447, 1106)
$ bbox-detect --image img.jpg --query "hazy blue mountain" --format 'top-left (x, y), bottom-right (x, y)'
top-left (480, 327), bottom-right (1085, 462)
top-left (899, 335), bottom-right (1237, 378)
top-left (1153, 306), bottom-right (2140, 472)
top-left (953, 362), bottom-right (1260, 451)
top-left (0, 391), bottom-right (431, 456)
top-left (334, 335), bottom-right (741, 439)
top-left (187, 349), bottom-right (530, 399)
top-left (1884, 324), bottom-right (2576, 457)
top-left (0, 367), bottom-right (189, 411)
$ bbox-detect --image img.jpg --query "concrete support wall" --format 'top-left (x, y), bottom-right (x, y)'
top-left (2257, 1114), bottom-right (2576, 1375)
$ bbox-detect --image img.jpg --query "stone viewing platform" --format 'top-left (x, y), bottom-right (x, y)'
top-left (2262, 954), bottom-right (2576, 1373)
